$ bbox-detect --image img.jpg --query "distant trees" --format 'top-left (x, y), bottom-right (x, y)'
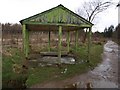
top-left (92, 31), bottom-right (104, 42)
top-left (2, 23), bottom-right (22, 34)
top-left (112, 24), bottom-right (120, 44)
top-left (93, 31), bottom-right (103, 37)
top-left (103, 24), bottom-right (120, 45)
top-left (104, 25), bottom-right (114, 38)
top-left (2, 23), bottom-right (22, 47)
top-left (104, 27), bottom-right (107, 37)
top-left (115, 24), bottom-right (120, 39)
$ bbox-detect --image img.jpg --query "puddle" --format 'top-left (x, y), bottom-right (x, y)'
top-left (30, 56), bottom-right (76, 67)
top-left (104, 47), bottom-right (113, 52)
top-left (41, 56), bottom-right (76, 64)
top-left (89, 40), bottom-right (119, 87)
top-left (104, 40), bottom-right (119, 53)
top-left (90, 58), bottom-right (111, 78)
top-left (61, 57), bottom-right (75, 64)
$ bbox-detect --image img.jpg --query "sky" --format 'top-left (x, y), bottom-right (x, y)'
top-left (0, 0), bottom-right (119, 32)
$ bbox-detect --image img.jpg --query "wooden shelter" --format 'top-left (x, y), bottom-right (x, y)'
top-left (20, 4), bottom-right (93, 62)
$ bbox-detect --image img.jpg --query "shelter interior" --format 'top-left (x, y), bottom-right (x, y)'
top-left (20, 4), bottom-right (93, 62)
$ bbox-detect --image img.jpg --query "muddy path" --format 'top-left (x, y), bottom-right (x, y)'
top-left (31, 40), bottom-right (119, 88)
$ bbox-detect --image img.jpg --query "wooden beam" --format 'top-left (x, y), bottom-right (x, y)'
top-left (67, 31), bottom-right (70, 52)
top-left (75, 30), bottom-right (78, 51)
top-left (23, 22), bottom-right (92, 28)
top-left (88, 27), bottom-right (92, 61)
top-left (58, 26), bottom-right (62, 63)
top-left (48, 30), bottom-right (51, 52)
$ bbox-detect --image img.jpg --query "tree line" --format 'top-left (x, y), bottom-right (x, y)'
top-left (112, 24), bottom-right (120, 45)
top-left (103, 24), bottom-right (120, 39)
top-left (1, 23), bottom-right (120, 43)
top-left (104, 25), bottom-right (114, 38)
top-left (2, 23), bottom-right (22, 34)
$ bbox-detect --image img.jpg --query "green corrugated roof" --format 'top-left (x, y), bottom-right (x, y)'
top-left (20, 4), bottom-right (93, 27)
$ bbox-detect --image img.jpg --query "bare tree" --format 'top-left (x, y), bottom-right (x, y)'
top-left (76, 0), bottom-right (113, 42)
top-left (77, 0), bottom-right (113, 22)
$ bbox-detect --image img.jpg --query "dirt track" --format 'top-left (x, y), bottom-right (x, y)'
top-left (31, 40), bottom-right (119, 88)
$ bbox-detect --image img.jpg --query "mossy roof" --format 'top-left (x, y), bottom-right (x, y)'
top-left (20, 4), bottom-right (93, 28)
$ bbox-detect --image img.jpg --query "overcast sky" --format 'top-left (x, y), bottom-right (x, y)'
top-left (0, 0), bottom-right (119, 32)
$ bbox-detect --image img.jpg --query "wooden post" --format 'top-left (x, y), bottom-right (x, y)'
top-left (58, 26), bottom-right (62, 63)
top-left (88, 27), bottom-right (92, 61)
top-left (67, 30), bottom-right (70, 52)
top-left (22, 24), bottom-right (29, 58)
top-left (75, 30), bottom-right (78, 51)
top-left (48, 30), bottom-right (51, 52)
top-left (26, 28), bottom-right (29, 58)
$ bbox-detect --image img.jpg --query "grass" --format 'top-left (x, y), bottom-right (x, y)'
top-left (26, 44), bottom-right (103, 87)
top-left (2, 43), bottom-right (103, 88)
top-left (2, 47), bottom-right (27, 88)
top-left (2, 48), bottom-right (24, 79)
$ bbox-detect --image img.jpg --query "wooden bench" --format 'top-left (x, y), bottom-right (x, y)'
top-left (40, 52), bottom-right (68, 56)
